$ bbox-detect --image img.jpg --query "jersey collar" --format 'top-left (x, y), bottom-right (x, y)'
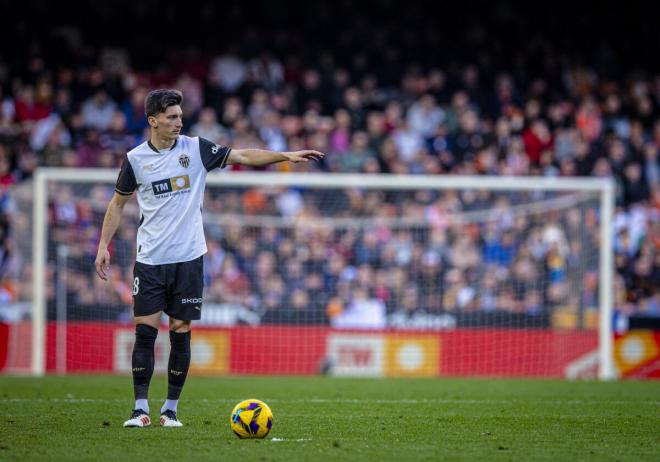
top-left (147, 137), bottom-right (178, 153)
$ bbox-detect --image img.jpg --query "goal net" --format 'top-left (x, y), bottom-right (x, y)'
top-left (4, 168), bottom-right (615, 378)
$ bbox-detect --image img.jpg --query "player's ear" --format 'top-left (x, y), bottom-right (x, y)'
top-left (148, 115), bottom-right (158, 129)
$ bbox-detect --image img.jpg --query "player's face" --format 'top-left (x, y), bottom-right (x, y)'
top-left (151, 105), bottom-right (183, 140)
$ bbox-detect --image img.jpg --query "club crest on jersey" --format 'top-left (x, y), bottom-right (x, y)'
top-left (179, 154), bottom-right (190, 168)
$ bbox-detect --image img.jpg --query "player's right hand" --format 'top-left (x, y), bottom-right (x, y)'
top-left (285, 150), bottom-right (325, 163)
top-left (95, 248), bottom-right (111, 280)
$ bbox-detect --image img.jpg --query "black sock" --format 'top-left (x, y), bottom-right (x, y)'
top-left (167, 330), bottom-right (191, 400)
top-left (132, 324), bottom-right (158, 402)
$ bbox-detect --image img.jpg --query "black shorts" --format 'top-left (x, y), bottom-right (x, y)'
top-left (132, 256), bottom-right (204, 321)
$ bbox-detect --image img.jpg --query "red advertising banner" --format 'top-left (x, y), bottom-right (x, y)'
top-left (0, 323), bottom-right (8, 371)
top-left (613, 330), bottom-right (660, 378)
top-left (6, 322), bottom-right (658, 378)
top-left (34, 322), bottom-right (604, 377)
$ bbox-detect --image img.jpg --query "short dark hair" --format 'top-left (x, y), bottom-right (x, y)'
top-left (144, 89), bottom-right (183, 118)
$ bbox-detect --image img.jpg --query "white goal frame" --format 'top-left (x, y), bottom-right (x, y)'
top-left (31, 168), bottom-right (615, 379)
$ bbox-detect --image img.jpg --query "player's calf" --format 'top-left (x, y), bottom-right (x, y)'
top-left (132, 324), bottom-right (158, 405)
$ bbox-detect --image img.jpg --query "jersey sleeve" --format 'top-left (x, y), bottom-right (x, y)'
top-left (115, 155), bottom-right (137, 195)
top-left (199, 137), bottom-right (231, 171)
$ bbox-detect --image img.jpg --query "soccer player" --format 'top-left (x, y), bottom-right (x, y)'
top-left (94, 89), bottom-right (323, 427)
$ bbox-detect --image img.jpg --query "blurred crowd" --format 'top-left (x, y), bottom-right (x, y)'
top-left (0, 0), bottom-right (658, 323)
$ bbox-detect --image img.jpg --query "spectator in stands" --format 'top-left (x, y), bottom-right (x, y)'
top-left (121, 87), bottom-right (149, 136)
top-left (330, 284), bottom-right (386, 329)
top-left (189, 107), bottom-right (227, 141)
top-left (81, 88), bottom-right (117, 131)
top-left (210, 47), bottom-right (247, 93)
top-left (407, 94), bottom-right (445, 139)
top-left (75, 128), bottom-right (104, 167)
top-left (14, 85), bottom-right (51, 123)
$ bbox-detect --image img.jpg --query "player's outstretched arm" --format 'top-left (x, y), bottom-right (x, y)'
top-left (95, 192), bottom-right (132, 281)
top-left (226, 148), bottom-right (324, 167)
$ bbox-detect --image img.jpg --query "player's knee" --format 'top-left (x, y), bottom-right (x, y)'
top-left (135, 323), bottom-right (158, 346)
top-left (169, 319), bottom-right (191, 333)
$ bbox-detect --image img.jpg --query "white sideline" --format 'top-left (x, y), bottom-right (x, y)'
top-left (271, 438), bottom-right (312, 442)
top-left (2, 398), bottom-right (657, 405)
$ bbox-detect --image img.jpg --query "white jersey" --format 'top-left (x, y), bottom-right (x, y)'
top-left (115, 135), bottom-right (230, 265)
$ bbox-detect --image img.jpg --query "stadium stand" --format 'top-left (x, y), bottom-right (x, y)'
top-left (0, 0), bottom-right (658, 324)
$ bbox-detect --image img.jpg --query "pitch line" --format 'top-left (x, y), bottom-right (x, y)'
top-left (271, 438), bottom-right (313, 442)
top-left (2, 398), bottom-right (659, 405)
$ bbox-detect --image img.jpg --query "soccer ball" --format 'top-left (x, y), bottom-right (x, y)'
top-left (230, 399), bottom-right (274, 439)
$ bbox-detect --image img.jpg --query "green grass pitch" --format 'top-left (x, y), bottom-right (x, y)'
top-left (0, 375), bottom-right (658, 461)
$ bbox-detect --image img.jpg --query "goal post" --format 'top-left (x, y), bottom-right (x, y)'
top-left (23, 167), bottom-right (615, 378)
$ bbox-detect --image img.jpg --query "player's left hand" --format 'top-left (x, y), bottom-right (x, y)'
top-left (286, 150), bottom-right (325, 163)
